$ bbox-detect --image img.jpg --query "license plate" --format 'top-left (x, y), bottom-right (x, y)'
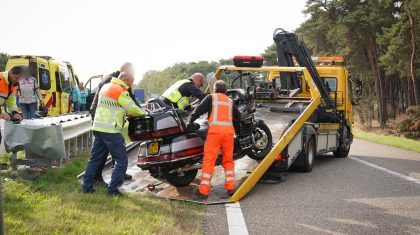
top-left (147, 142), bottom-right (160, 155)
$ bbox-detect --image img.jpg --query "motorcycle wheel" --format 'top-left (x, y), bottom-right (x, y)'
top-left (161, 168), bottom-right (198, 187)
top-left (248, 121), bottom-right (273, 161)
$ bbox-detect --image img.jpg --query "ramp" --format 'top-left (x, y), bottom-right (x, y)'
top-left (230, 97), bottom-right (320, 201)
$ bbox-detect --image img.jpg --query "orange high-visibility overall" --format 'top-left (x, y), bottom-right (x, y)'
top-left (199, 93), bottom-right (235, 195)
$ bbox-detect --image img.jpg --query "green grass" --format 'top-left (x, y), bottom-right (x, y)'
top-left (353, 130), bottom-right (420, 153)
top-left (2, 151), bottom-right (203, 235)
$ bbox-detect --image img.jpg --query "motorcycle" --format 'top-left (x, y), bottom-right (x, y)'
top-left (128, 86), bottom-right (272, 187)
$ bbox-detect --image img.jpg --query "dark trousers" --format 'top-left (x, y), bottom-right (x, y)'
top-left (82, 131), bottom-right (127, 194)
top-left (20, 103), bottom-right (38, 119)
top-left (94, 151), bottom-right (109, 181)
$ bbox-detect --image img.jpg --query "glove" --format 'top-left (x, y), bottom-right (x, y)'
top-left (186, 122), bottom-right (196, 133)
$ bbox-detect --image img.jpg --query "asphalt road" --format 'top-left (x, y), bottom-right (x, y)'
top-left (204, 139), bottom-right (420, 235)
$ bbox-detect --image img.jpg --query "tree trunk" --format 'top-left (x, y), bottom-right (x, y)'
top-left (389, 76), bottom-right (396, 119)
top-left (400, 75), bottom-right (408, 111)
top-left (408, 77), bottom-right (416, 106)
top-left (366, 31), bottom-right (387, 126)
top-left (407, 9), bottom-right (420, 105)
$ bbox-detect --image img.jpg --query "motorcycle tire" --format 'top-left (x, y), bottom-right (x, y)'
top-left (161, 168), bottom-right (198, 187)
top-left (248, 121), bottom-right (273, 161)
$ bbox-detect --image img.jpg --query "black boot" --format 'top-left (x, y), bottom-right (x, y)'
top-left (94, 177), bottom-right (108, 188)
top-left (124, 173), bottom-right (133, 180)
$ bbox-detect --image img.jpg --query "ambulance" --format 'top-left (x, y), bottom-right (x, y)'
top-left (6, 55), bottom-right (80, 115)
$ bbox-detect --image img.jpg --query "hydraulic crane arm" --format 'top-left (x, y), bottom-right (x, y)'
top-left (273, 28), bottom-right (336, 110)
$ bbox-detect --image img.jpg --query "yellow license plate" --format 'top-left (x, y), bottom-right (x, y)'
top-left (147, 142), bottom-right (160, 155)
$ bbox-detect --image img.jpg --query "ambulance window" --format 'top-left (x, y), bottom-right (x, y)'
top-left (38, 68), bottom-right (51, 90)
top-left (60, 68), bottom-right (71, 93)
top-left (67, 65), bottom-right (74, 82)
top-left (55, 71), bottom-right (62, 92)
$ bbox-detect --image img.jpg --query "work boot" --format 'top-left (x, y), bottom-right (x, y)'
top-left (227, 190), bottom-right (236, 196)
top-left (124, 173), bottom-right (133, 180)
top-left (81, 187), bottom-right (95, 194)
top-left (94, 178), bottom-right (108, 188)
top-left (107, 190), bottom-right (125, 197)
top-left (194, 189), bottom-right (208, 199)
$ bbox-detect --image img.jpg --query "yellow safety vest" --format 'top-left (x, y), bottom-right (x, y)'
top-left (0, 72), bottom-right (18, 112)
top-left (162, 79), bottom-right (192, 109)
top-left (93, 78), bottom-right (148, 133)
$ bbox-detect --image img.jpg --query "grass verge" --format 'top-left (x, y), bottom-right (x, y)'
top-left (2, 151), bottom-right (203, 235)
top-left (353, 130), bottom-right (420, 153)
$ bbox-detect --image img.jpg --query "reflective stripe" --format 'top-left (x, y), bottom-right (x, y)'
top-left (98, 103), bottom-right (124, 111)
top-left (225, 177), bottom-right (235, 182)
top-left (122, 100), bottom-right (135, 109)
top-left (93, 122), bottom-right (119, 130)
top-left (201, 173), bottom-right (212, 179)
top-left (177, 97), bottom-right (189, 109)
top-left (200, 180), bottom-right (211, 185)
top-left (225, 171), bottom-right (235, 175)
top-left (209, 94), bottom-right (233, 127)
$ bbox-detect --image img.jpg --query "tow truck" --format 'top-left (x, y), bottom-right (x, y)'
top-left (228, 29), bottom-right (361, 201)
top-left (81, 28), bottom-right (362, 204)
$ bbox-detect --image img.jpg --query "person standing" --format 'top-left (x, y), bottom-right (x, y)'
top-left (82, 72), bottom-right (148, 196)
top-left (18, 75), bottom-right (44, 119)
top-left (188, 80), bottom-right (241, 197)
top-left (89, 62), bottom-right (137, 185)
top-left (71, 81), bottom-right (81, 112)
top-left (79, 82), bottom-right (88, 111)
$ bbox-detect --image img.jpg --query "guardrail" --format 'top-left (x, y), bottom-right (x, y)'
top-left (7, 112), bottom-right (93, 170)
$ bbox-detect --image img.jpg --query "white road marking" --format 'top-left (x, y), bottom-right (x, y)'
top-left (349, 157), bottom-right (420, 185)
top-left (225, 202), bottom-right (249, 235)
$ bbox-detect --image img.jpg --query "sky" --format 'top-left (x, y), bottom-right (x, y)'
top-left (1, 0), bottom-right (307, 83)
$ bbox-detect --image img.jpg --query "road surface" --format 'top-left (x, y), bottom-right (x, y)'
top-left (204, 139), bottom-right (420, 235)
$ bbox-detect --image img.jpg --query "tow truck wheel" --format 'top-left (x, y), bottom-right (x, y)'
top-left (300, 137), bottom-right (315, 172)
top-left (334, 127), bottom-right (351, 158)
top-left (248, 121), bottom-right (273, 161)
top-left (161, 168), bottom-right (198, 187)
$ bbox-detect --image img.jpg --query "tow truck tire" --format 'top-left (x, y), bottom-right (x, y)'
top-left (333, 148), bottom-right (350, 158)
top-left (161, 168), bottom-right (198, 187)
top-left (299, 137), bottom-right (315, 172)
top-left (248, 121), bottom-right (273, 161)
top-left (333, 127), bottom-right (351, 158)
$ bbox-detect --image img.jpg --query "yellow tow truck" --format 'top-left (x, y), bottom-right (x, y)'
top-left (215, 29), bottom-right (362, 202)
top-left (5, 55), bottom-right (80, 115)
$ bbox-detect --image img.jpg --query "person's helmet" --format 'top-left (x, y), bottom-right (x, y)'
top-left (35, 106), bottom-right (49, 118)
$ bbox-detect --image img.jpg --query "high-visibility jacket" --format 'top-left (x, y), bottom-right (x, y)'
top-left (0, 72), bottom-right (18, 113)
top-left (208, 93), bottom-right (234, 133)
top-left (161, 79), bottom-right (191, 109)
top-left (93, 78), bottom-right (147, 133)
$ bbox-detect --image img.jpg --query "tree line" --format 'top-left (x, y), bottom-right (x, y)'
top-left (292, 0), bottom-right (420, 127)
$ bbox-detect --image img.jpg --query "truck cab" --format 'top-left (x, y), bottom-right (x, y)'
top-left (5, 55), bottom-right (80, 115)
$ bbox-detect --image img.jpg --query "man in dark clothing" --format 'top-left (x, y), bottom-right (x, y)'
top-left (160, 73), bottom-right (206, 110)
top-left (89, 62), bottom-right (138, 186)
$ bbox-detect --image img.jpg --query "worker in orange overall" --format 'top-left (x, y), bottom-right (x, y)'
top-left (188, 80), bottom-right (241, 198)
